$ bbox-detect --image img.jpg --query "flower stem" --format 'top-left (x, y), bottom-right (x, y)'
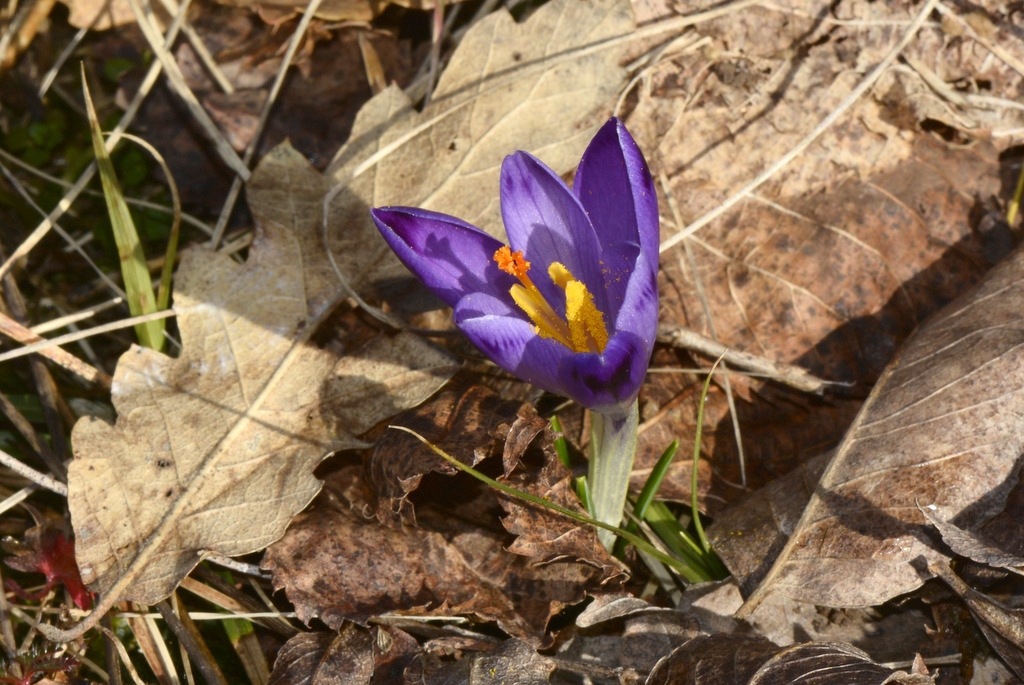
top-left (588, 401), bottom-right (639, 550)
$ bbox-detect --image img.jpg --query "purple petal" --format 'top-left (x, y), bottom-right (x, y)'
top-left (574, 118), bottom-right (660, 265)
top-left (596, 240), bottom-right (640, 322)
top-left (500, 152), bottom-right (607, 315)
top-left (612, 251), bottom-right (658, 356)
top-left (454, 294), bottom-right (569, 398)
top-left (371, 207), bottom-right (514, 308)
top-left (557, 332), bottom-right (650, 411)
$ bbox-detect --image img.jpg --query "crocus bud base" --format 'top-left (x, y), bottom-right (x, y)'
top-left (588, 400), bottom-right (639, 550)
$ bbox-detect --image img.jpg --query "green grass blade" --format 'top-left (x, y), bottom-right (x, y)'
top-left (390, 425), bottom-right (709, 583)
top-left (550, 415), bottom-right (571, 469)
top-left (81, 68), bottom-right (164, 352)
top-left (692, 356), bottom-right (725, 553)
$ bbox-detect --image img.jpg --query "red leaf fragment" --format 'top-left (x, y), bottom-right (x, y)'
top-left (3, 527), bottom-right (92, 610)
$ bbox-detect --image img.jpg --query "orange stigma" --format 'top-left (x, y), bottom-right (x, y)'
top-left (494, 246), bottom-right (531, 280)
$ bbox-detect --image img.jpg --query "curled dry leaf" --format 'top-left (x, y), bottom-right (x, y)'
top-left (68, 143), bottom-right (456, 606)
top-left (646, 635), bottom-right (933, 685)
top-left (263, 460), bottom-right (616, 643)
top-left (919, 503), bottom-right (1024, 575)
top-left (411, 638), bottom-right (553, 685)
top-left (268, 623), bottom-right (418, 685)
top-left (565, 595), bottom-right (699, 675)
top-left (930, 562), bottom-right (1024, 682)
top-left (325, 0), bottom-right (633, 300)
top-left (369, 384), bottom-right (623, 582)
top-left (741, 245), bottom-right (1024, 612)
top-left (496, 414), bottom-right (626, 584)
top-left (369, 385), bottom-right (525, 529)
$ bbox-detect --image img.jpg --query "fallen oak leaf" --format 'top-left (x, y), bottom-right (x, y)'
top-left (325, 0), bottom-right (635, 300)
top-left (45, 143), bottom-right (456, 642)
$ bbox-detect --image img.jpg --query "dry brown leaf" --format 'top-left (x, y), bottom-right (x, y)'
top-left (707, 453), bottom-right (830, 595)
top-left (930, 562), bottom-right (1024, 682)
top-left (368, 385), bottom-right (525, 529)
top-left (645, 634), bottom-right (783, 685)
top-left (407, 638), bottom-right (553, 684)
top-left (57, 0), bottom-right (138, 30)
top-left (269, 625), bottom-right (374, 685)
top-left (646, 635), bottom-right (934, 685)
top-left (920, 503), bottom-right (1024, 575)
top-left (68, 142), bottom-right (456, 608)
top-left (740, 245), bottom-right (1024, 612)
top-left (325, 0), bottom-right (633, 299)
top-left (565, 595), bottom-right (699, 675)
top-left (268, 624), bottom-right (418, 684)
top-left (656, 137), bottom-right (1005, 496)
top-left (497, 415), bottom-right (626, 583)
top-left (745, 642), bottom-right (934, 685)
top-left (262, 465), bottom-right (610, 644)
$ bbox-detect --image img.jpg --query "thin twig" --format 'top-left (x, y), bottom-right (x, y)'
top-left (0, 448), bottom-right (67, 496)
top-left (0, 309), bottom-right (175, 367)
top-left (156, 597), bottom-right (228, 685)
top-left (657, 324), bottom-right (829, 394)
top-left (0, 310), bottom-right (111, 388)
top-left (126, 0), bottom-right (247, 178)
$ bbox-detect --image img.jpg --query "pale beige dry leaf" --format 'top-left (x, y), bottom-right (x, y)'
top-left (57, 0), bottom-right (137, 30)
top-left (739, 245), bottom-right (1024, 612)
top-left (68, 142), bottom-right (456, 609)
top-left (325, 0), bottom-right (634, 297)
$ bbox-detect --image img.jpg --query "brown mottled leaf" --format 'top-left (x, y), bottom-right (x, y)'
top-left (269, 625), bottom-right (373, 685)
top-left (268, 624), bottom-right (418, 685)
top-left (746, 642), bottom-right (934, 685)
top-left (368, 385), bottom-right (525, 529)
top-left (930, 562), bottom-right (1024, 682)
top-left (497, 412), bottom-right (626, 583)
top-left (742, 246), bottom-right (1024, 611)
top-left (262, 465), bottom-right (609, 643)
top-left (920, 503), bottom-right (1024, 575)
top-left (68, 143), bottom-right (456, 606)
top-left (412, 638), bottom-right (553, 685)
top-left (325, 0), bottom-right (633, 299)
top-left (646, 636), bottom-right (933, 685)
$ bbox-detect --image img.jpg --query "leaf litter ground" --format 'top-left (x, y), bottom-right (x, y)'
top-left (2, 0), bottom-right (1024, 682)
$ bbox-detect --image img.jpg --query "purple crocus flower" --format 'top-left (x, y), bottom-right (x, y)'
top-left (370, 118), bottom-right (658, 413)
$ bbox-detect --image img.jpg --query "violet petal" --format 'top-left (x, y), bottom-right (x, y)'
top-left (371, 207), bottom-right (513, 308)
top-left (575, 118), bottom-right (660, 263)
top-left (455, 294), bottom-right (569, 397)
top-left (500, 152), bottom-right (608, 315)
top-left (612, 250), bottom-right (658, 356)
top-left (557, 331), bottom-right (649, 410)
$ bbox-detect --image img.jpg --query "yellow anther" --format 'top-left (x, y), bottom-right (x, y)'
top-left (564, 279), bottom-right (608, 354)
top-left (548, 262), bottom-right (573, 289)
top-left (494, 247), bottom-right (609, 355)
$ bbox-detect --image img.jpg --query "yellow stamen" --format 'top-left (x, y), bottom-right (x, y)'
top-left (564, 279), bottom-right (608, 354)
top-left (493, 247), bottom-right (608, 354)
